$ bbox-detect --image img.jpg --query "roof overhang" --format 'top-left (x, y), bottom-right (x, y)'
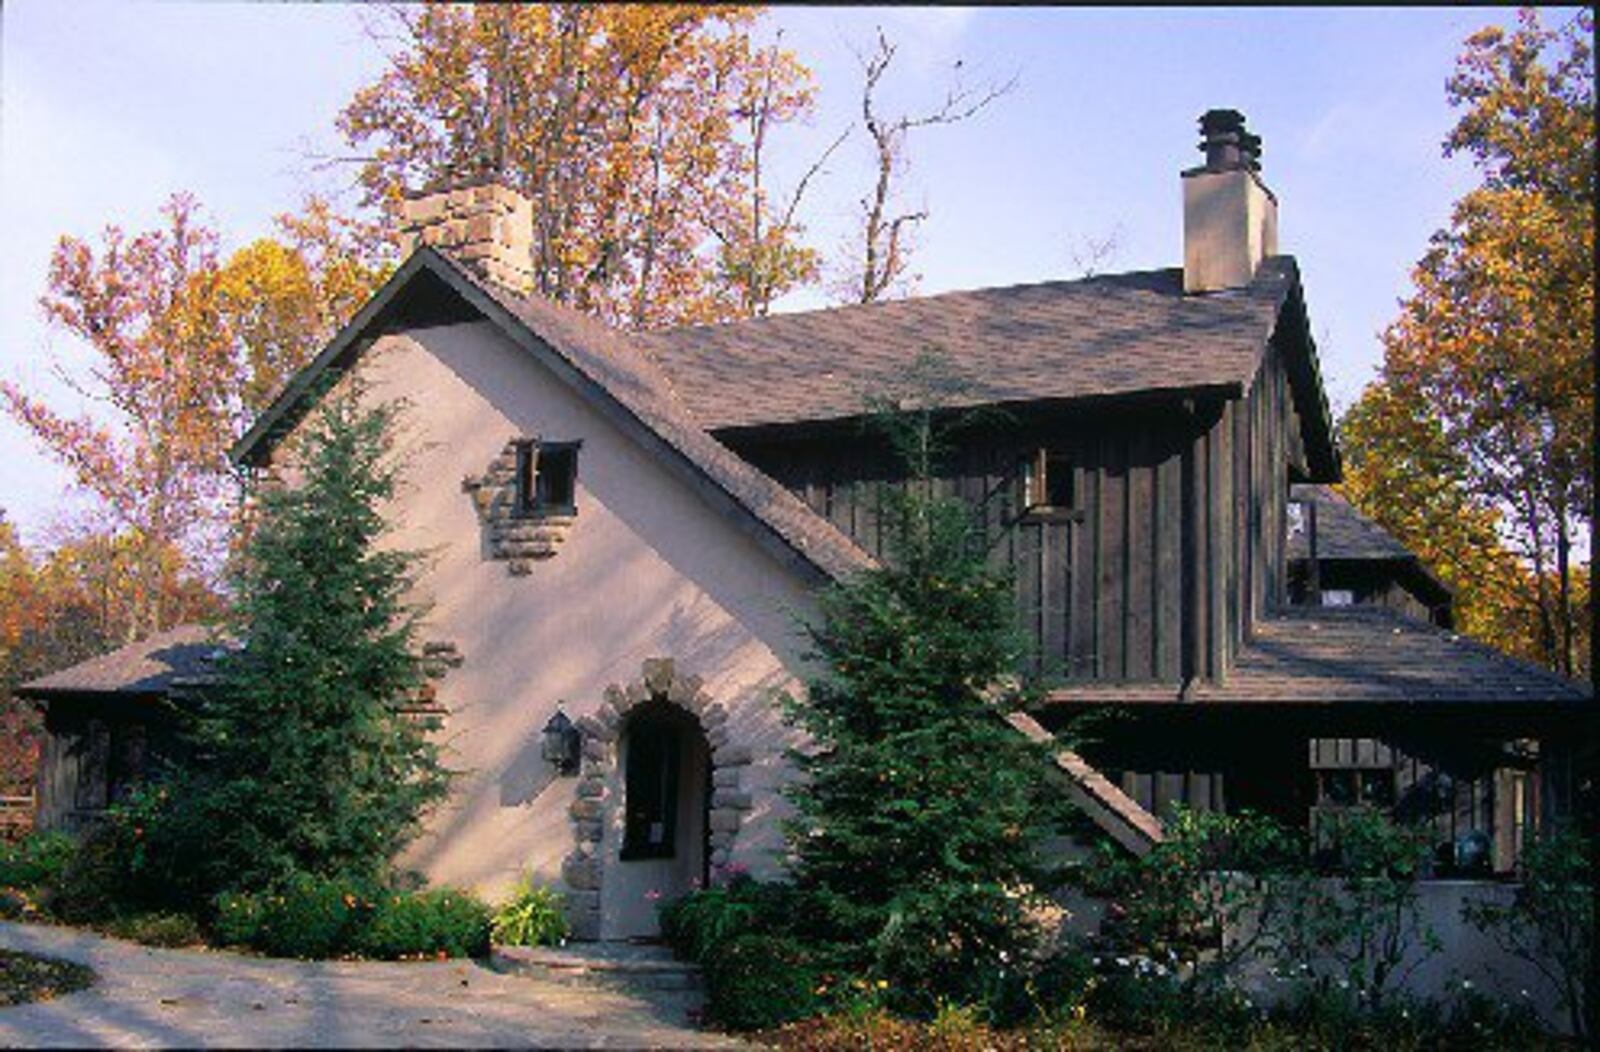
top-left (231, 248), bottom-right (870, 586)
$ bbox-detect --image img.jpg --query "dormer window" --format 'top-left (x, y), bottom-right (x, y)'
top-left (514, 439), bottom-right (580, 516)
top-left (1019, 449), bottom-right (1076, 513)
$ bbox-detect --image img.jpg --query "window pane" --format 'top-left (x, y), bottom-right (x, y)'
top-left (535, 446), bottom-right (577, 509)
top-left (622, 721), bottom-right (679, 860)
top-left (1359, 769), bottom-right (1396, 807)
top-left (1045, 452), bottom-right (1074, 508)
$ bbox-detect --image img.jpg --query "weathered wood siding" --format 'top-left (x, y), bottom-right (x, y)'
top-left (35, 700), bottom-right (166, 833)
top-left (1219, 335), bottom-right (1305, 676)
top-left (726, 341), bottom-right (1305, 688)
top-left (730, 404), bottom-right (1202, 685)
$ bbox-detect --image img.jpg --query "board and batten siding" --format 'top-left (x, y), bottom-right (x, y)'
top-left (725, 343), bottom-right (1307, 689)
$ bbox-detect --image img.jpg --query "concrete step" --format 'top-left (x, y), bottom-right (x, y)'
top-left (490, 942), bottom-right (704, 993)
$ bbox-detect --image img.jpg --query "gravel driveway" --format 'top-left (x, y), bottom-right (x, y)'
top-left (0, 921), bottom-right (746, 1048)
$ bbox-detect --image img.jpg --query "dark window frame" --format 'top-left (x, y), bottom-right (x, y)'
top-left (1017, 447), bottom-right (1080, 521)
top-left (514, 439), bottom-right (581, 517)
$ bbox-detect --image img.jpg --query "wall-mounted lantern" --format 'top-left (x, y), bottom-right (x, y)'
top-left (542, 707), bottom-right (580, 776)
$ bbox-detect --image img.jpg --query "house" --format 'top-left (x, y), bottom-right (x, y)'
top-left (21, 110), bottom-right (1590, 939)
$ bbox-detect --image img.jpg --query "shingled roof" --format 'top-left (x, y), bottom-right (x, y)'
top-left (1288, 484), bottom-right (1412, 561)
top-left (636, 260), bottom-right (1295, 432)
top-left (232, 248), bottom-right (874, 586)
top-left (1046, 606), bottom-right (1591, 703)
top-left (16, 624), bottom-right (219, 700)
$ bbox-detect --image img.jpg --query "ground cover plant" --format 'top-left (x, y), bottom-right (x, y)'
top-left (0, 949), bottom-right (95, 1007)
top-left (490, 875), bottom-right (570, 947)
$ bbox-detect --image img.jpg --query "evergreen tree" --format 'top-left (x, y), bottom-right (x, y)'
top-left (782, 386), bottom-right (1061, 1014)
top-left (175, 388), bottom-right (449, 895)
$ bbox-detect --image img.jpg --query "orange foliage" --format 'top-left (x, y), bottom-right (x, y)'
top-left (1339, 9), bottom-right (1593, 678)
top-left (339, 3), bottom-right (823, 328)
top-left (2, 195), bottom-right (389, 638)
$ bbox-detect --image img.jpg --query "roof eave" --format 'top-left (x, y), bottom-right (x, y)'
top-left (233, 248), bottom-right (439, 468)
top-left (231, 248), bottom-right (854, 586)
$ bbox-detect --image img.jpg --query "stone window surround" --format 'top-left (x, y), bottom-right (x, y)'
top-left (560, 657), bottom-right (753, 940)
top-left (461, 437), bottom-right (579, 574)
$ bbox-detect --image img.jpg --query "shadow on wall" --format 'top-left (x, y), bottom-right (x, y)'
top-left (498, 730), bottom-right (561, 807)
top-left (416, 321), bottom-right (817, 673)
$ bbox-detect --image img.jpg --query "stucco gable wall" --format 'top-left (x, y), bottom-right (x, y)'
top-left (267, 318), bottom-right (817, 906)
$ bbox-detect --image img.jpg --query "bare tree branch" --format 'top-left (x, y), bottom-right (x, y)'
top-left (841, 27), bottom-right (1016, 304)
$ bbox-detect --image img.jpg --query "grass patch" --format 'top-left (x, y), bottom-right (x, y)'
top-left (0, 949), bottom-right (95, 1006)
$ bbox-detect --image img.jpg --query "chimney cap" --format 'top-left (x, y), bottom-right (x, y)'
top-left (1196, 108), bottom-right (1262, 173)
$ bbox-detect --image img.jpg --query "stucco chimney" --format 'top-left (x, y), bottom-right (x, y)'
top-left (1182, 109), bottom-right (1278, 294)
top-left (399, 177), bottom-right (534, 295)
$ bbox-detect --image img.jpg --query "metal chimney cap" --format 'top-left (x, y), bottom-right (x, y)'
top-left (1197, 109), bottom-right (1261, 173)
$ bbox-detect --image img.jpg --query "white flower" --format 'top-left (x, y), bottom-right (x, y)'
top-left (1116, 957), bottom-right (1129, 968)
top-left (1338, 979), bottom-right (1350, 990)
top-left (1461, 979), bottom-right (1474, 991)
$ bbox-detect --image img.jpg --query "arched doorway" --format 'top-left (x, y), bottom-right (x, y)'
top-left (604, 700), bottom-right (711, 939)
top-left (562, 658), bottom-right (750, 941)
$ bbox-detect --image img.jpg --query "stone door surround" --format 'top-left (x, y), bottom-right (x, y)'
top-left (561, 658), bottom-right (753, 939)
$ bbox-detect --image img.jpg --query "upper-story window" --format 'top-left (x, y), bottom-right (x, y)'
top-left (514, 439), bottom-right (580, 516)
top-left (1019, 448), bottom-right (1075, 513)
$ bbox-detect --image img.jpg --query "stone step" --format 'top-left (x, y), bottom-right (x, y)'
top-left (490, 942), bottom-right (704, 993)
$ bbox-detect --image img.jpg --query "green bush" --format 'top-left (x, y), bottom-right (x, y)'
top-left (660, 875), bottom-right (843, 967)
top-left (355, 888), bottom-right (491, 960)
top-left (249, 872), bottom-right (372, 959)
top-left (704, 933), bottom-right (822, 1032)
top-left (210, 888), bottom-right (267, 948)
top-left (490, 877), bottom-right (568, 947)
top-left (49, 823), bottom-right (131, 924)
top-left (1462, 828), bottom-right (1593, 1041)
top-left (0, 831), bottom-right (76, 890)
top-left (100, 911), bottom-right (204, 948)
top-left (210, 877), bottom-right (490, 961)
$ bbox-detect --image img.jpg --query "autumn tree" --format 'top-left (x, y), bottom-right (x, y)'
top-left (0, 511), bottom-right (216, 797)
top-left (3, 194), bottom-right (389, 637)
top-left (704, 31), bottom-right (848, 318)
top-left (837, 29), bottom-right (1014, 304)
top-left (218, 195), bottom-right (395, 413)
top-left (1338, 384), bottom-right (1549, 664)
top-left (3, 195), bottom-right (235, 637)
top-left (337, 3), bottom-right (827, 328)
top-left (1340, 8), bottom-right (1593, 676)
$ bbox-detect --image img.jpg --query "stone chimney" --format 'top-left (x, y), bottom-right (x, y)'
top-left (1182, 109), bottom-right (1278, 294)
top-left (399, 177), bottom-right (534, 295)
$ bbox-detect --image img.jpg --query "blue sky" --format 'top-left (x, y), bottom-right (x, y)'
top-left (0, 3), bottom-right (1554, 547)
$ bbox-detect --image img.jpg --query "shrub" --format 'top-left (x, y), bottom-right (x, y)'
top-left (355, 888), bottom-right (491, 960)
top-left (248, 872), bottom-right (371, 959)
top-left (1462, 828), bottom-right (1593, 1041)
top-left (704, 933), bottom-right (822, 1032)
top-left (0, 831), bottom-right (75, 890)
top-left (211, 888), bottom-right (267, 948)
top-left (210, 878), bottom-right (490, 961)
top-left (48, 823), bottom-right (131, 924)
top-left (100, 911), bottom-right (204, 948)
top-left (1272, 807), bottom-right (1440, 1010)
top-left (1081, 805), bottom-right (1297, 994)
top-left (660, 875), bottom-right (831, 965)
top-left (490, 876), bottom-right (568, 947)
